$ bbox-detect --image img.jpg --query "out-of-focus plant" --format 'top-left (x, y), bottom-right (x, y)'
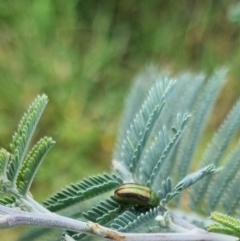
top-left (228, 2), bottom-right (240, 24)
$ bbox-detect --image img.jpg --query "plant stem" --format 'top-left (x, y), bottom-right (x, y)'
top-left (0, 205), bottom-right (238, 241)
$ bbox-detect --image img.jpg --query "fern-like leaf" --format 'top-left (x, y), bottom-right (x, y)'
top-left (43, 174), bottom-right (122, 212)
top-left (139, 127), bottom-right (170, 185)
top-left (191, 99), bottom-right (240, 211)
top-left (222, 173), bottom-right (240, 215)
top-left (158, 114), bottom-right (192, 183)
top-left (111, 207), bottom-right (160, 232)
top-left (83, 197), bottom-right (121, 224)
top-left (139, 113), bottom-right (190, 187)
top-left (175, 69), bottom-right (227, 204)
top-left (16, 137), bottom-right (55, 196)
top-left (0, 196), bottom-right (16, 206)
top-left (159, 165), bottom-right (217, 205)
top-left (7, 94), bottom-right (48, 183)
top-left (114, 66), bottom-right (160, 162)
top-left (209, 212), bottom-right (240, 237)
top-left (176, 164), bottom-right (218, 191)
top-left (0, 149), bottom-right (10, 179)
top-left (205, 139), bottom-right (240, 213)
top-left (208, 223), bottom-right (240, 237)
top-left (110, 210), bottom-right (137, 231)
top-left (155, 71), bottom-right (205, 131)
top-left (158, 178), bottom-right (173, 205)
top-left (119, 78), bottom-right (175, 176)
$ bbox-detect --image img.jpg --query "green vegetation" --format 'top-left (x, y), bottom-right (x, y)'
top-left (1, 70), bottom-right (235, 241)
top-left (1, 0), bottom-right (240, 221)
top-left (209, 212), bottom-right (240, 237)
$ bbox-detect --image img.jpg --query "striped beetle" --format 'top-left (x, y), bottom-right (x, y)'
top-left (114, 183), bottom-right (159, 209)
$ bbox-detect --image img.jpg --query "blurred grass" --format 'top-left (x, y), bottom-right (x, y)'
top-left (1, 1), bottom-right (240, 240)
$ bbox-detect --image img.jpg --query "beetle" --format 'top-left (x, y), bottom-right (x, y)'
top-left (114, 183), bottom-right (159, 209)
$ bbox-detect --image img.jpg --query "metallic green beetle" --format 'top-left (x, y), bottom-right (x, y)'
top-left (114, 183), bottom-right (159, 208)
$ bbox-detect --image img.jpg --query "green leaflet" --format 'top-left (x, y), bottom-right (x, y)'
top-left (3, 67), bottom-right (240, 240)
top-left (157, 165), bottom-right (217, 205)
top-left (119, 78), bottom-right (175, 175)
top-left (114, 66), bottom-right (160, 162)
top-left (222, 173), bottom-right (240, 215)
top-left (176, 70), bottom-right (227, 188)
top-left (208, 212), bottom-right (240, 238)
top-left (140, 113), bottom-right (190, 187)
top-left (174, 70), bottom-right (227, 206)
top-left (0, 196), bottom-right (16, 206)
top-left (191, 99), bottom-right (240, 211)
top-left (0, 149), bottom-right (10, 180)
top-left (206, 137), bottom-right (240, 213)
top-left (17, 137), bottom-right (55, 196)
top-left (208, 224), bottom-right (240, 238)
top-left (7, 94), bottom-right (48, 184)
top-left (111, 207), bottom-right (160, 232)
top-left (43, 174), bottom-right (123, 212)
top-left (83, 197), bottom-right (121, 224)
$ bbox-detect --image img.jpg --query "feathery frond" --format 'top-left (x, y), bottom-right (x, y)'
top-left (0, 196), bottom-right (16, 206)
top-left (114, 66), bottom-right (162, 162)
top-left (176, 70), bottom-right (227, 185)
top-left (154, 72), bottom-right (205, 130)
top-left (208, 223), bottom-right (240, 237)
top-left (140, 113), bottom-right (190, 187)
top-left (110, 210), bottom-right (137, 231)
top-left (209, 212), bottom-right (240, 237)
top-left (222, 173), bottom-right (240, 215)
top-left (83, 197), bottom-right (121, 224)
top-left (201, 99), bottom-right (240, 167)
top-left (119, 77), bottom-right (175, 176)
top-left (205, 138), bottom-right (240, 213)
top-left (0, 149), bottom-right (10, 180)
top-left (158, 114), bottom-right (192, 183)
top-left (154, 73), bottom-right (205, 184)
top-left (43, 174), bottom-right (122, 212)
top-left (17, 137), bottom-right (55, 196)
top-left (178, 164), bottom-right (218, 190)
top-left (191, 99), bottom-right (240, 211)
top-left (111, 207), bottom-right (160, 232)
top-left (157, 178), bottom-right (172, 204)
top-left (7, 94), bottom-right (48, 183)
top-left (139, 127), bottom-right (170, 185)
top-left (2, 67), bottom-right (238, 240)
top-left (160, 165), bottom-right (217, 205)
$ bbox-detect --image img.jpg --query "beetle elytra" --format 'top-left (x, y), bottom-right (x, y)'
top-left (114, 183), bottom-right (159, 208)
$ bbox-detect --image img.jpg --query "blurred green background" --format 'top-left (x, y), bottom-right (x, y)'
top-left (1, 0), bottom-right (240, 240)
